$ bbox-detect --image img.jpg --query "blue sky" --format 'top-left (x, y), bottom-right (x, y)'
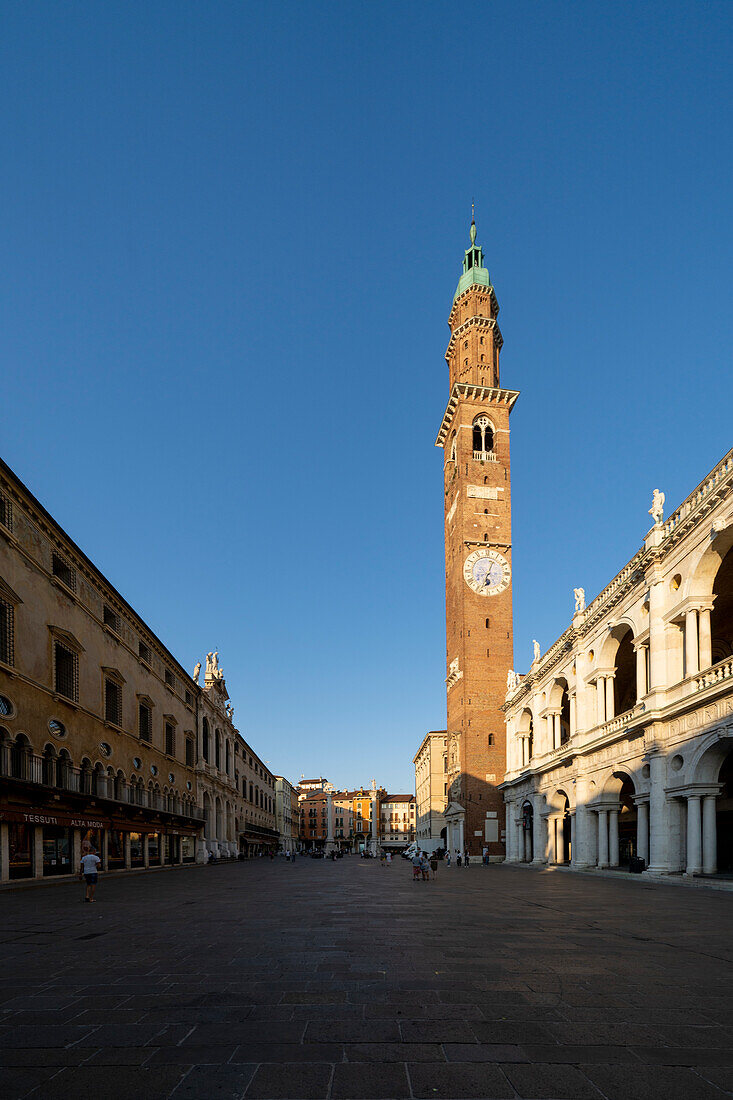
top-left (2, 2), bottom-right (731, 791)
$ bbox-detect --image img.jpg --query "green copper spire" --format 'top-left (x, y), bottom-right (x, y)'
top-left (454, 210), bottom-right (492, 302)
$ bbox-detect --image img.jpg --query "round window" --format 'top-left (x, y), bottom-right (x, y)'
top-left (0, 694), bottom-right (14, 717)
top-left (48, 718), bottom-right (67, 739)
top-left (670, 754), bottom-right (684, 772)
top-left (168, 772), bottom-right (175, 783)
top-left (150, 764), bottom-right (158, 776)
top-left (186, 780), bottom-right (192, 791)
top-left (99, 742), bottom-right (112, 758)
top-left (133, 756), bottom-right (142, 770)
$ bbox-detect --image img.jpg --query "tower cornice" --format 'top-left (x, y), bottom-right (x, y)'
top-left (449, 284), bottom-right (499, 326)
top-left (435, 383), bottom-right (520, 447)
top-left (445, 316), bottom-right (503, 361)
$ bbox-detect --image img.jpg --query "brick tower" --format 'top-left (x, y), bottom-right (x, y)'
top-left (436, 215), bottom-right (519, 858)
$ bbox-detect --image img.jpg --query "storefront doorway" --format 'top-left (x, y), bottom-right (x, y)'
top-left (42, 826), bottom-right (72, 876)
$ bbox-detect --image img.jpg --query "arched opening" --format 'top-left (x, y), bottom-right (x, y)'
top-left (521, 800), bottom-right (534, 862)
top-left (43, 743), bottom-right (57, 786)
top-left (202, 717), bottom-right (210, 762)
top-left (11, 733), bottom-right (31, 780)
top-left (79, 757), bottom-right (93, 795)
top-left (215, 730), bottom-right (221, 770)
top-left (711, 547), bottom-right (733, 662)
top-left (58, 749), bottom-right (72, 790)
top-left (717, 750), bottom-right (733, 873)
top-left (472, 416), bottom-right (494, 456)
top-left (215, 796), bottom-right (223, 839)
top-left (613, 627), bottom-right (636, 716)
top-left (552, 791), bottom-right (571, 863)
top-left (203, 791), bottom-right (213, 838)
top-left (225, 741), bottom-right (231, 775)
top-left (114, 769), bottom-right (125, 801)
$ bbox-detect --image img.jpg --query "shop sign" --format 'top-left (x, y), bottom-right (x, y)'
top-left (0, 808), bottom-right (110, 829)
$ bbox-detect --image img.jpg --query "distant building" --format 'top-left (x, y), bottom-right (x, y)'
top-left (413, 731), bottom-right (447, 853)
top-left (379, 794), bottom-right (416, 851)
top-left (274, 776), bottom-right (297, 855)
top-left (298, 777), bottom-right (328, 792)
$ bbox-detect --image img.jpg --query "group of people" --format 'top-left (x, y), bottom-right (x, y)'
top-left (411, 850), bottom-right (439, 880)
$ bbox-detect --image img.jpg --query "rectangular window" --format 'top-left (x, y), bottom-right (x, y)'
top-left (139, 702), bottom-right (152, 742)
top-left (54, 641), bottom-right (78, 701)
top-left (51, 551), bottom-right (76, 592)
top-left (185, 689), bottom-right (194, 707)
top-left (0, 597), bottom-right (14, 665)
top-left (165, 669), bottom-right (175, 689)
top-left (185, 737), bottom-right (194, 766)
top-left (105, 678), bottom-right (122, 726)
top-left (0, 492), bottom-right (12, 533)
top-left (103, 605), bottom-right (121, 633)
top-left (165, 722), bottom-right (176, 756)
top-left (139, 641), bottom-right (151, 664)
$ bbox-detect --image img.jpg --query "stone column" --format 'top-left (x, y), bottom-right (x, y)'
top-left (572, 777), bottom-right (592, 869)
top-left (569, 695), bottom-right (576, 738)
top-left (124, 832), bottom-right (131, 870)
top-left (505, 803), bottom-right (516, 862)
top-left (596, 679), bottom-right (605, 725)
top-left (143, 834), bottom-right (150, 868)
top-left (645, 751), bottom-right (670, 875)
top-left (458, 817), bottom-right (465, 855)
top-left (532, 795), bottom-right (545, 864)
top-left (325, 789), bottom-right (335, 853)
top-left (685, 796), bottom-right (702, 876)
top-left (546, 817), bottom-right (555, 863)
top-left (0, 822), bottom-right (8, 883)
top-left (698, 608), bottom-right (713, 672)
top-left (524, 824), bottom-right (531, 863)
top-left (609, 809), bottom-right (620, 867)
top-left (637, 801), bottom-right (649, 864)
top-left (370, 793), bottom-right (378, 854)
top-left (570, 812), bottom-right (576, 863)
top-left (685, 609), bottom-right (699, 677)
top-left (605, 676), bottom-right (615, 722)
top-left (635, 645), bottom-right (647, 701)
top-left (597, 811), bottom-right (609, 868)
top-left (702, 794), bottom-right (717, 875)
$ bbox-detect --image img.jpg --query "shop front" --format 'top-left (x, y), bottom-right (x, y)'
top-left (1, 802), bottom-right (202, 885)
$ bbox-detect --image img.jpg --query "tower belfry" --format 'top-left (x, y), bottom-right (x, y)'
top-left (436, 217), bottom-right (519, 858)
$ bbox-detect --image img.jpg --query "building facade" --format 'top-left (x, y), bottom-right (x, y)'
top-left (379, 794), bottom-right (416, 850)
top-left (0, 459), bottom-right (202, 883)
top-left (275, 775), bottom-right (297, 854)
top-left (413, 730), bottom-right (447, 853)
top-left (437, 218), bottom-right (517, 857)
top-left (501, 449), bottom-right (733, 878)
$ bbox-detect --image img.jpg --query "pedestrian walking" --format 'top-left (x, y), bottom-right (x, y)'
top-left (456, 852), bottom-right (462, 868)
top-left (464, 851), bottom-right (470, 867)
top-left (411, 851), bottom-right (422, 881)
top-left (445, 851), bottom-right (451, 868)
top-left (429, 854), bottom-right (438, 880)
top-left (386, 852), bottom-right (392, 865)
top-left (420, 853), bottom-right (430, 881)
top-left (79, 848), bottom-right (101, 902)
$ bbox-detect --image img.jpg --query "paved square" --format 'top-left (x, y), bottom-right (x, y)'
top-left (1, 860), bottom-right (732, 1098)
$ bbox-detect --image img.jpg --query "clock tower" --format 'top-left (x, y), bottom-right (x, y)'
top-left (436, 216), bottom-right (519, 858)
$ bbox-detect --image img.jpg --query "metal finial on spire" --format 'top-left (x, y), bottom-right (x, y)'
top-left (470, 201), bottom-right (477, 245)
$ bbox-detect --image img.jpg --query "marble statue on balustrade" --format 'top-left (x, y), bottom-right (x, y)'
top-left (649, 488), bottom-right (665, 526)
top-left (506, 669), bottom-right (519, 692)
top-left (574, 587), bottom-right (585, 612)
top-left (532, 639), bottom-right (541, 663)
top-left (193, 662), bottom-right (201, 685)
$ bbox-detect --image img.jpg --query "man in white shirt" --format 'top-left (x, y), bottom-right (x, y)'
top-left (79, 849), bottom-right (101, 902)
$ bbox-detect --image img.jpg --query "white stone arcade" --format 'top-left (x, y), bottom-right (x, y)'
top-left (501, 449), bottom-right (733, 879)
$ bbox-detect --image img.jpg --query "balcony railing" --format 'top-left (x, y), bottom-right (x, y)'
top-left (0, 746), bottom-right (204, 822)
top-left (473, 451), bottom-right (498, 462)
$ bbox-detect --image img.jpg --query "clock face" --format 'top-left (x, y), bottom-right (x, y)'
top-left (463, 549), bottom-right (511, 596)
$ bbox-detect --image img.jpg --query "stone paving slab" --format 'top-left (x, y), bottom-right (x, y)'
top-left (0, 858), bottom-right (732, 1098)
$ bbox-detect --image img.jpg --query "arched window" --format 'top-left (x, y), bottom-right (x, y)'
top-left (225, 741), bottom-right (231, 775)
top-left (215, 729), bottom-right (221, 769)
top-left (202, 718), bottom-right (210, 762)
top-left (472, 416), bottom-right (494, 455)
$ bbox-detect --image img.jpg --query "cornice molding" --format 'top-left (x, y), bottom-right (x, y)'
top-left (435, 384), bottom-right (520, 447)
